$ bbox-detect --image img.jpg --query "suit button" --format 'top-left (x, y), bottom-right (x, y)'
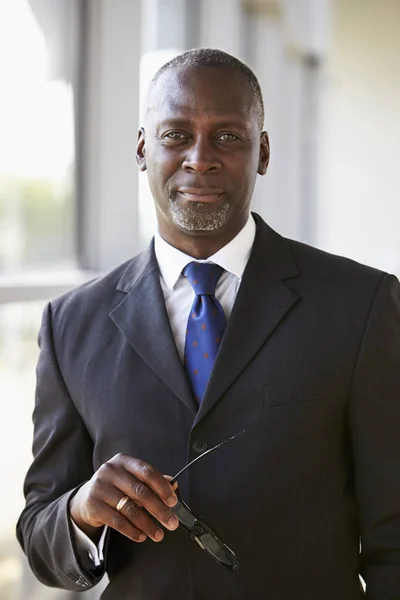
top-left (192, 440), bottom-right (208, 454)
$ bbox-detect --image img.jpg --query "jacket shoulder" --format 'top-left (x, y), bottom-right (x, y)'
top-left (285, 236), bottom-right (389, 288)
top-left (49, 245), bottom-right (153, 320)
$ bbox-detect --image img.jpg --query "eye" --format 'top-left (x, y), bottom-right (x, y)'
top-left (217, 133), bottom-right (240, 142)
top-left (163, 131), bottom-right (186, 140)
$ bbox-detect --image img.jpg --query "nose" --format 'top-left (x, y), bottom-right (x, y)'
top-left (182, 137), bottom-right (221, 174)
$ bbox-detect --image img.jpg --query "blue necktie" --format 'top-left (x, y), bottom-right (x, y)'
top-left (183, 262), bottom-right (226, 404)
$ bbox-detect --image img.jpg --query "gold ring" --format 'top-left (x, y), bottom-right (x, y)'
top-left (116, 495), bottom-right (130, 512)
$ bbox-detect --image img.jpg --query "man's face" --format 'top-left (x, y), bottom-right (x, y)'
top-left (136, 65), bottom-right (269, 245)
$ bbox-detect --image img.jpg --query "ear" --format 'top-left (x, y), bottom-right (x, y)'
top-left (136, 127), bottom-right (146, 171)
top-left (257, 131), bottom-right (270, 176)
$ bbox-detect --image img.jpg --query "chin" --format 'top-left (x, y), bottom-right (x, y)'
top-left (169, 199), bottom-right (231, 232)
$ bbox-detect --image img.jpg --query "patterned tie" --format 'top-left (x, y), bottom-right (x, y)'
top-left (183, 262), bottom-right (226, 404)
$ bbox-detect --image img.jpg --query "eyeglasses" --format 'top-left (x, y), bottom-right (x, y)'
top-left (170, 430), bottom-right (246, 571)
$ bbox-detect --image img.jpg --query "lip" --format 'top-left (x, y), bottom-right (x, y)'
top-left (178, 188), bottom-right (224, 196)
top-left (177, 188), bottom-right (224, 203)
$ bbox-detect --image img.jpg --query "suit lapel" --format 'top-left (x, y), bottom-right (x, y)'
top-left (110, 243), bottom-right (197, 415)
top-left (196, 215), bottom-right (300, 423)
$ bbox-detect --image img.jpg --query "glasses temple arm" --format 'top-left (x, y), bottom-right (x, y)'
top-left (170, 429), bottom-right (246, 486)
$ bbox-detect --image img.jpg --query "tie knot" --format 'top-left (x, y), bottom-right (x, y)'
top-left (183, 262), bottom-right (224, 296)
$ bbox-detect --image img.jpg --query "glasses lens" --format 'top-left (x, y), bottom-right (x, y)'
top-left (172, 501), bottom-right (196, 530)
top-left (171, 495), bottom-right (239, 570)
top-left (200, 533), bottom-right (234, 566)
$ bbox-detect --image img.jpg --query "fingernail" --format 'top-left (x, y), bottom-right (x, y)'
top-left (154, 529), bottom-right (164, 541)
top-left (166, 495), bottom-right (177, 506)
top-left (168, 516), bottom-right (179, 529)
top-left (138, 534), bottom-right (146, 542)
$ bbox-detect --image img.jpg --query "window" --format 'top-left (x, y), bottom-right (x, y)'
top-left (0, 0), bottom-right (77, 275)
top-left (0, 2), bottom-right (81, 598)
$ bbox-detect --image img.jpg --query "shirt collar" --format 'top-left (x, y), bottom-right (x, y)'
top-left (154, 214), bottom-right (256, 290)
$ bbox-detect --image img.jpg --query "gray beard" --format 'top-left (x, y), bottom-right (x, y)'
top-left (168, 199), bottom-right (230, 231)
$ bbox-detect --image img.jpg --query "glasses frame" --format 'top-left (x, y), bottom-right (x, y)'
top-left (169, 430), bottom-right (245, 571)
top-left (171, 490), bottom-right (239, 571)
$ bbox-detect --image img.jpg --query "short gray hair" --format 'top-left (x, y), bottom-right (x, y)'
top-left (148, 48), bottom-right (265, 129)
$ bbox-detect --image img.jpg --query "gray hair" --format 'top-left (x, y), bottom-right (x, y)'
top-left (148, 48), bottom-right (265, 129)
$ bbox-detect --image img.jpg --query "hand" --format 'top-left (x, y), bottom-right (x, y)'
top-left (69, 453), bottom-right (179, 543)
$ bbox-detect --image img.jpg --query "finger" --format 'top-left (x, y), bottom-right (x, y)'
top-left (86, 484), bottom-right (167, 543)
top-left (163, 474), bottom-right (179, 491)
top-left (85, 498), bottom-right (148, 543)
top-left (99, 456), bottom-right (179, 531)
top-left (120, 456), bottom-right (178, 506)
top-left (115, 496), bottom-right (167, 542)
top-left (94, 466), bottom-right (179, 533)
top-left (87, 481), bottom-right (172, 541)
top-left (114, 473), bottom-right (179, 533)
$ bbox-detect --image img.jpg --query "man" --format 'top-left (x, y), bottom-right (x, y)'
top-left (17, 48), bottom-right (400, 600)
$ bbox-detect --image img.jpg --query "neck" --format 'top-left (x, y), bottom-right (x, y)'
top-left (157, 216), bottom-right (249, 259)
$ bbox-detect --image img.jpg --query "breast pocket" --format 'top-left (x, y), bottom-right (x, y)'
top-left (264, 376), bottom-right (333, 408)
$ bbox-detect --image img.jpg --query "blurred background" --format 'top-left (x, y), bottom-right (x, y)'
top-left (0, 0), bottom-right (399, 598)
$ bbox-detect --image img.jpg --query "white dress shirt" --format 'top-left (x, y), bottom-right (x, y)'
top-left (72, 214), bottom-right (256, 566)
top-left (156, 214), bottom-right (256, 360)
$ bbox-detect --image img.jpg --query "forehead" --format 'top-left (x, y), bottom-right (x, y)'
top-left (146, 65), bottom-right (256, 125)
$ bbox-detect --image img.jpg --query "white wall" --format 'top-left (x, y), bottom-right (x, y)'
top-left (318, 0), bottom-right (400, 274)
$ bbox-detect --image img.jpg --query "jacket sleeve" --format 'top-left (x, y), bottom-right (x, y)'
top-left (349, 274), bottom-right (400, 599)
top-left (16, 302), bottom-right (105, 591)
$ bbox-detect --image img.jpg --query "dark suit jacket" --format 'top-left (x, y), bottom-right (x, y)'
top-left (17, 214), bottom-right (400, 600)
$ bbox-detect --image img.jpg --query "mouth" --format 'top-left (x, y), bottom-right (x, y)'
top-left (177, 188), bottom-right (224, 203)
